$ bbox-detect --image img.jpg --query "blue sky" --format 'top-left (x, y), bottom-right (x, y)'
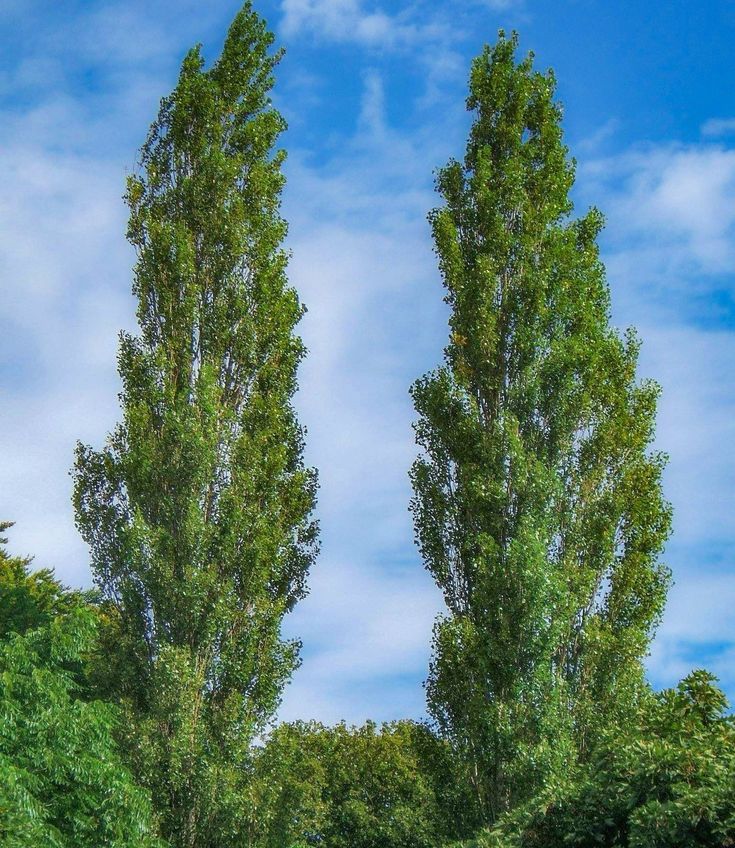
top-left (1, 0), bottom-right (734, 724)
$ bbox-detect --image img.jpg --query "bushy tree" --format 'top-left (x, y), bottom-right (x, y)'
top-left (410, 33), bottom-right (671, 823)
top-left (73, 4), bottom-right (318, 845)
top-left (0, 536), bottom-right (160, 848)
top-left (0, 521), bottom-right (89, 639)
top-left (476, 671), bottom-right (735, 848)
top-left (249, 720), bottom-right (476, 848)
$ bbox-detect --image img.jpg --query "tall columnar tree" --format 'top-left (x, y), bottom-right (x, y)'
top-left (410, 34), bottom-right (671, 824)
top-left (73, 5), bottom-right (318, 846)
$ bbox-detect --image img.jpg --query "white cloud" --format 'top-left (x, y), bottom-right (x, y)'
top-left (0, 1), bottom-right (227, 580)
top-left (68, 4), bottom-right (179, 65)
top-left (281, 0), bottom-right (396, 46)
top-left (583, 145), bottom-right (735, 278)
top-left (578, 139), bottom-right (735, 697)
top-left (280, 555), bottom-right (441, 724)
top-left (273, 71), bottom-right (461, 721)
top-left (574, 117), bottom-right (620, 155)
top-left (0, 0), bottom-right (267, 582)
top-left (648, 572), bottom-right (735, 697)
top-left (0, 129), bottom-right (134, 584)
top-left (701, 117), bottom-right (735, 138)
top-left (280, 0), bottom-right (454, 49)
top-left (637, 325), bottom-right (735, 547)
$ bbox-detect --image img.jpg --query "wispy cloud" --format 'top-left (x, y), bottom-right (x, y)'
top-left (281, 555), bottom-right (441, 724)
top-left (278, 0), bottom-right (524, 50)
top-left (280, 0), bottom-right (457, 49)
top-left (581, 144), bottom-right (735, 306)
top-left (701, 117), bottom-right (735, 138)
top-left (0, 132), bottom-right (133, 584)
top-left (574, 117), bottom-right (620, 155)
top-left (649, 571), bottom-right (735, 698)
top-left (578, 135), bottom-right (735, 698)
top-left (276, 69), bottom-right (462, 722)
top-left (482, 0), bottom-right (523, 9)
top-left (0, 1), bottom-right (204, 582)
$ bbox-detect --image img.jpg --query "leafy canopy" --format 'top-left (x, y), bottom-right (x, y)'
top-left (479, 671), bottom-right (735, 848)
top-left (0, 528), bottom-right (160, 848)
top-left (249, 720), bottom-right (477, 848)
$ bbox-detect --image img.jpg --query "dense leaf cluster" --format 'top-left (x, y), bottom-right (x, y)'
top-left (471, 672), bottom-right (735, 847)
top-left (249, 720), bottom-right (476, 848)
top-left (0, 530), bottom-right (160, 847)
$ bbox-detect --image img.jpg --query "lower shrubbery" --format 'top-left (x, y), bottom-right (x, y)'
top-left (0, 609), bottom-right (161, 847)
top-left (248, 719), bottom-right (479, 848)
top-left (467, 672), bottom-right (735, 848)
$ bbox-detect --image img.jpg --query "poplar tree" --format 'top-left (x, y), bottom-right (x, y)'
top-left (73, 5), bottom-right (318, 846)
top-left (410, 34), bottom-right (671, 824)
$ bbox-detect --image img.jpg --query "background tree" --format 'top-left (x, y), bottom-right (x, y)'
top-left (0, 521), bottom-right (90, 639)
top-left (248, 720), bottom-right (477, 848)
top-left (410, 33), bottom-right (671, 824)
top-left (0, 528), bottom-right (160, 848)
top-left (73, 4), bottom-right (318, 846)
top-left (478, 671), bottom-right (735, 848)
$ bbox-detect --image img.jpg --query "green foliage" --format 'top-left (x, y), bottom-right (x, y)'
top-left (73, 4), bottom-right (318, 845)
top-left (0, 606), bottom-right (161, 847)
top-left (476, 671), bottom-right (735, 847)
top-left (249, 720), bottom-right (477, 848)
top-left (0, 521), bottom-right (90, 639)
top-left (2, 15), bottom-right (728, 848)
top-left (411, 33), bottom-right (671, 823)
